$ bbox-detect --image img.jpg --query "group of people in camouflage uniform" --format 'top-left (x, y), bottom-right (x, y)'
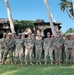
top-left (0, 30), bottom-right (74, 65)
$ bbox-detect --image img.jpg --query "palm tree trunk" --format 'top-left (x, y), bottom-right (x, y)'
top-left (5, 0), bottom-right (15, 33)
top-left (72, 0), bottom-right (74, 17)
top-left (50, 13), bottom-right (56, 22)
top-left (44, 0), bottom-right (56, 36)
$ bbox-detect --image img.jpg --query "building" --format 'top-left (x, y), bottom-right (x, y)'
top-left (33, 19), bottom-right (61, 37)
top-left (0, 18), bottom-right (61, 38)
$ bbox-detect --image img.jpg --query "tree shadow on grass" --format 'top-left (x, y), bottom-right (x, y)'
top-left (0, 64), bottom-right (74, 75)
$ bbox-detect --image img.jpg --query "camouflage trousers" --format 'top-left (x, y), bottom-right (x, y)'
top-left (0, 48), bottom-right (1, 61)
top-left (35, 47), bottom-right (42, 62)
top-left (14, 48), bottom-right (24, 63)
top-left (54, 47), bottom-right (62, 63)
top-left (65, 48), bottom-right (74, 62)
top-left (44, 48), bottom-right (53, 62)
top-left (1, 49), bottom-right (5, 61)
top-left (2, 49), bottom-right (13, 63)
top-left (25, 48), bottom-right (33, 63)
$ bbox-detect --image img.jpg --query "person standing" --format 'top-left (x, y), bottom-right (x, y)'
top-left (44, 32), bottom-right (53, 65)
top-left (54, 30), bottom-right (64, 65)
top-left (25, 32), bottom-right (34, 65)
top-left (31, 33), bottom-right (36, 60)
top-left (12, 32), bottom-right (16, 61)
top-left (14, 33), bottom-right (24, 65)
top-left (1, 33), bottom-right (14, 65)
top-left (0, 33), bottom-right (7, 63)
top-left (35, 34), bottom-right (43, 65)
top-left (64, 33), bottom-right (74, 64)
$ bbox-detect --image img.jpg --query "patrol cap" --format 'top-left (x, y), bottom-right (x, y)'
top-left (3, 33), bottom-right (7, 35)
top-left (12, 32), bottom-right (16, 34)
top-left (51, 35), bottom-right (54, 37)
top-left (70, 33), bottom-right (74, 36)
top-left (32, 33), bottom-right (35, 36)
top-left (56, 30), bottom-right (61, 33)
top-left (66, 33), bottom-right (73, 36)
top-left (28, 32), bottom-right (32, 35)
top-left (41, 34), bottom-right (44, 37)
top-left (72, 32), bottom-right (74, 35)
top-left (37, 34), bottom-right (41, 36)
top-left (8, 33), bottom-right (12, 35)
top-left (18, 33), bottom-right (22, 36)
top-left (47, 32), bottom-right (50, 35)
top-left (22, 33), bottom-right (25, 35)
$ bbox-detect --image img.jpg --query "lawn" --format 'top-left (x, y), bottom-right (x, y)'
top-left (0, 64), bottom-right (74, 75)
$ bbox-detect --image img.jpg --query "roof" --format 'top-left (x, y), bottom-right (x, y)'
top-left (0, 18), bottom-right (17, 23)
top-left (34, 19), bottom-right (61, 25)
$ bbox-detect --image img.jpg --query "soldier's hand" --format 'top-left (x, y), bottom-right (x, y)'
top-left (29, 46), bottom-right (31, 49)
top-left (6, 48), bottom-right (10, 50)
top-left (52, 48), bottom-right (54, 51)
top-left (1, 47), bottom-right (5, 49)
top-left (56, 45), bottom-right (60, 48)
top-left (44, 49), bottom-right (46, 51)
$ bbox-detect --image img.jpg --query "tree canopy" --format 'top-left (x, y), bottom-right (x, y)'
top-left (14, 20), bottom-right (34, 29)
top-left (59, 0), bottom-right (74, 19)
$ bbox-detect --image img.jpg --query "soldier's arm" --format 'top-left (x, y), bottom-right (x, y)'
top-left (60, 38), bottom-right (64, 46)
top-left (24, 38), bottom-right (29, 48)
top-left (64, 40), bottom-right (68, 49)
top-left (8, 40), bottom-right (15, 49)
top-left (53, 38), bottom-right (57, 47)
top-left (34, 39), bottom-right (37, 47)
top-left (43, 39), bottom-right (46, 50)
top-left (41, 39), bottom-right (43, 49)
top-left (72, 40), bottom-right (74, 49)
top-left (0, 39), bottom-right (4, 47)
top-left (50, 38), bottom-right (54, 49)
top-left (30, 40), bottom-right (34, 48)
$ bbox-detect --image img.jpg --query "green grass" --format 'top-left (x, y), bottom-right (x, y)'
top-left (0, 64), bottom-right (74, 75)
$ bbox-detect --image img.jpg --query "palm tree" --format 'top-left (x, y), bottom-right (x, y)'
top-left (72, 0), bottom-right (74, 16)
top-left (5, 0), bottom-right (15, 33)
top-left (44, 0), bottom-right (56, 36)
top-left (59, 0), bottom-right (74, 19)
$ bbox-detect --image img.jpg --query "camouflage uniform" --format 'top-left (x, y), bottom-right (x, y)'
top-left (64, 39), bottom-right (74, 63)
top-left (2, 38), bottom-right (14, 64)
top-left (25, 37), bottom-right (34, 63)
top-left (35, 39), bottom-right (43, 63)
top-left (32, 37), bottom-right (36, 59)
top-left (54, 35), bottom-right (64, 63)
top-left (0, 39), bottom-right (1, 61)
top-left (15, 38), bottom-right (24, 63)
top-left (0, 38), bottom-right (6, 62)
top-left (44, 38), bottom-right (53, 63)
top-left (12, 37), bottom-right (16, 57)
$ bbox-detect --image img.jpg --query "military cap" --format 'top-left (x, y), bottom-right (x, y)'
top-left (8, 33), bottom-right (12, 35)
top-left (47, 32), bottom-right (50, 35)
top-left (70, 33), bottom-right (74, 36)
top-left (41, 34), bottom-right (44, 37)
top-left (28, 32), bottom-right (32, 35)
top-left (18, 33), bottom-right (22, 36)
top-left (22, 33), bottom-right (25, 35)
top-left (3, 33), bottom-right (7, 35)
top-left (51, 35), bottom-right (54, 37)
top-left (72, 32), bottom-right (74, 35)
top-left (56, 30), bottom-right (61, 33)
top-left (37, 34), bottom-right (41, 36)
top-left (32, 33), bottom-right (35, 36)
top-left (12, 32), bottom-right (16, 34)
top-left (66, 33), bottom-right (73, 36)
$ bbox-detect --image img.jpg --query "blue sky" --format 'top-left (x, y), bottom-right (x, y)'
top-left (0, 0), bottom-right (74, 32)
